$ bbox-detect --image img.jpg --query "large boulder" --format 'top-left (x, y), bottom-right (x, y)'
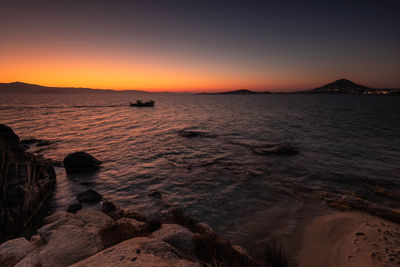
top-left (63, 151), bottom-right (102, 173)
top-left (38, 224), bottom-right (103, 267)
top-left (0, 124), bottom-right (56, 242)
top-left (151, 224), bottom-right (195, 257)
top-left (70, 237), bottom-right (201, 267)
top-left (0, 237), bottom-right (35, 266)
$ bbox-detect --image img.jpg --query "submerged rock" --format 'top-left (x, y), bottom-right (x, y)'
top-left (77, 189), bottom-right (102, 203)
top-left (63, 151), bottom-right (102, 173)
top-left (178, 129), bottom-right (210, 138)
top-left (21, 138), bottom-right (52, 147)
top-left (0, 124), bottom-right (56, 242)
top-left (147, 190), bottom-right (162, 199)
top-left (251, 142), bottom-right (299, 156)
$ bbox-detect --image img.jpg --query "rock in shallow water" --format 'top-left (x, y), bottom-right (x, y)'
top-left (67, 203), bottom-right (83, 213)
top-left (63, 151), bottom-right (102, 173)
top-left (251, 142), bottom-right (299, 156)
top-left (77, 189), bottom-right (102, 203)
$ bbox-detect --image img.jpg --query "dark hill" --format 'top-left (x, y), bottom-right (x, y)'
top-left (311, 79), bottom-right (370, 94)
top-left (0, 82), bottom-right (96, 94)
top-left (0, 82), bottom-right (146, 94)
top-left (199, 89), bottom-right (270, 95)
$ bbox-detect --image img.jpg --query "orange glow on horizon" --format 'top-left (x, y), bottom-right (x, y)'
top-left (0, 42), bottom-right (313, 92)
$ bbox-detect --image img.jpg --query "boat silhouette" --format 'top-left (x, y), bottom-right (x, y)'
top-left (129, 100), bottom-right (155, 107)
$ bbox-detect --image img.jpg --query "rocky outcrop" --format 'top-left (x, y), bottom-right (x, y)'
top-left (0, 124), bottom-right (56, 242)
top-left (63, 151), bottom-right (102, 173)
top-left (0, 206), bottom-right (256, 267)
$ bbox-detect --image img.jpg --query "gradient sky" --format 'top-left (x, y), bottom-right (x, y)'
top-left (1, 0), bottom-right (399, 92)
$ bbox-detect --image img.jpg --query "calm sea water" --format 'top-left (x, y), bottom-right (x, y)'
top-left (1, 93), bottom-right (399, 250)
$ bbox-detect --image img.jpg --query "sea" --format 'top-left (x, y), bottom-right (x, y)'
top-left (1, 92), bottom-right (399, 252)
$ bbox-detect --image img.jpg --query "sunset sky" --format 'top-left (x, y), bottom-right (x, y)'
top-left (1, 0), bottom-right (399, 92)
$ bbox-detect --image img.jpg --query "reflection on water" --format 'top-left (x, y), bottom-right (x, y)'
top-left (1, 93), bottom-right (399, 250)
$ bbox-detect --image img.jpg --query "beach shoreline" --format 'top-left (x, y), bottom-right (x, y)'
top-left (296, 210), bottom-right (400, 266)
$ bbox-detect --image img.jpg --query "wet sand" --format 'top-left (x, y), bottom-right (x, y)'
top-left (298, 211), bottom-right (400, 267)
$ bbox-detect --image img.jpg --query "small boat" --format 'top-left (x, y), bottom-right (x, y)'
top-left (129, 100), bottom-right (155, 107)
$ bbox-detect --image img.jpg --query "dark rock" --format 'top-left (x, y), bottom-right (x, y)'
top-left (21, 138), bottom-right (40, 145)
top-left (51, 160), bottom-right (63, 167)
top-left (78, 182), bottom-right (93, 186)
top-left (0, 124), bottom-right (20, 145)
top-left (125, 211), bottom-right (147, 222)
top-left (67, 203), bottom-right (83, 213)
top-left (102, 200), bottom-right (117, 213)
top-left (63, 151), bottom-right (102, 173)
top-left (144, 217), bottom-right (162, 232)
top-left (36, 140), bottom-right (52, 147)
top-left (101, 200), bottom-right (125, 220)
top-left (147, 190), bottom-right (162, 198)
top-left (0, 124), bottom-right (56, 242)
top-left (178, 129), bottom-right (209, 138)
top-left (251, 143), bottom-right (299, 156)
top-left (77, 189), bottom-right (102, 203)
top-left (21, 138), bottom-right (52, 147)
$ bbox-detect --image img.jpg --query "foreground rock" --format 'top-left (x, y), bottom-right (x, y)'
top-left (71, 237), bottom-right (200, 267)
top-left (0, 124), bottom-right (56, 242)
top-left (0, 206), bottom-right (257, 267)
top-left (63, 151), bottom-right (102, 173)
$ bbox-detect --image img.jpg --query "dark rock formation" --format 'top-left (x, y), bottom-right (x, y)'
top-left (67, 203), bottom-right (83, 213)
top-left (102, 200), bottom-right (116, 214)
top-left (63, 151), bottom-right (102, 173)
top-left (21, 138), bottom-right (52, 147)
top-left (147, 190), bottom-right (162, 198)
top-left (178, 129), bottom-right (210, 138)
top-left (102, 200), bottom-right (124, 220)
top-left (77, 189), bottom-right (102, 203)
top-left (251, 143), bottom-right (299, 156)
top-left (0, 124), bottom-right (56, 242)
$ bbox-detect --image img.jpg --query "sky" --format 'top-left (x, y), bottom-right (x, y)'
top-left (0, 0), bottom-right (399, 92)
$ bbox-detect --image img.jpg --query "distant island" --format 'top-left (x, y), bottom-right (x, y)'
top-left (1, 79), bottom-right (399, 95)
top-left (198, 89), bottom-right (271, 95)
top-left (199, 79), bottom-right (399, 95)
top-left (295, 79), bottom-right (400, 95)
top-left (0, 81), bottom-right (146, 94)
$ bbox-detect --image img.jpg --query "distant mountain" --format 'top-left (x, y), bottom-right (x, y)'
top-left (199, 89), bottom-right (271, 95)
top-left (307, 79), bottom-right (370, 94)
top-left (0, 82), bottom-right (145, 94)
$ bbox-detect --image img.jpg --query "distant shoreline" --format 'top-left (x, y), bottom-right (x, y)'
top-left (1, 79), bottom-right (399, 95)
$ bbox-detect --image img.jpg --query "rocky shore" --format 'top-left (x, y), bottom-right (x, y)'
top-left (0, 125), bottom-right (266, 266)
top-left (0, 203), bottom-right (261, 266)
top-left (2, 123), bottom-right (400, 267)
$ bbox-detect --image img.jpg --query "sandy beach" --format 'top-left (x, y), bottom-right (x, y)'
top-left (298, 211), bottom-right (400, 267)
